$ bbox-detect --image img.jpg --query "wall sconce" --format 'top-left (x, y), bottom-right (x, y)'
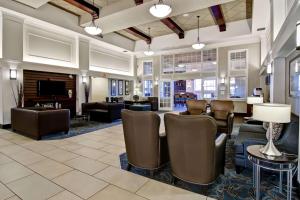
top-left (10, 69), bottom-right (17, 80)
top-left (267, 63), bottom-right (272, 74)
top-left (82, 75), bottom-right (87, 84)
top-left (297, 21), bottom-right (300, 50)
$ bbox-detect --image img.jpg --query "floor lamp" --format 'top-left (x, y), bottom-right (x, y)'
top-left (252, 103), bottom-right (291, 157)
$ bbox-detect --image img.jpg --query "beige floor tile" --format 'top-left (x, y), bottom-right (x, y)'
top-left (9, 135), bottom-right (33, 145)
top-left (6, 196), bottom-right (21, 200)
top-left (59, 143), bottom-right (85, 151)
top-left (136, 180), bottom-right (206, 200)
top-left (42, 149), bottom-right (79, 162)
top-left (73, 147), bottom-right (108, 160)
top-left (53, 170), bottom-right (108, 199)
top-left (94, 166), bottom-right (148, 193)
top-left (0, 138), bottom-right (13, 147)
top-left (0, 182), bottom-right (14, 200)
top-left (97, 154), bottom-right (121, 168)
top-left (76, 140), bottom-right (110, 149)
top-left (9, 149), bottom-right (46, 166)
top-left (28, 159), bottom-right (73, 179)
top-left (65, 156), bottom-right (108, 175)
top-left (7, 174), bottom-right (63, 200)
top-left (82, 134), bottom-right (110, 142)
top-left (101, 144), bottom-right (125, 155)
top-left (0, 144), bottom-right (27, 156)
top-left (88, 185), bottom-right (147, 200)
top-left (48, 190), bottom-right (83, 200)
top-left (0, 162), bottom-right (34, 184)
top-left (0, 153), bottom-right (13, 165)
top-left (102, 139), bottom-right (125, 147)
top-left (22, 142), bottom-right (56, 153)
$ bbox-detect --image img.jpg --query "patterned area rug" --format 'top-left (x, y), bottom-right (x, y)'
top-left (119, 137), bottom-right (299, 200)
top-left (42, 119), bottom-right (122, 140)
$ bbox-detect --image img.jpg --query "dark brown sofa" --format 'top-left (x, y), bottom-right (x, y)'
top-left (164, 113), bottom-right (227, 185)
top-left (11, 107), bottom-right (70, 140)
top-left (124, 97), bottom-right (158, 111)
top-left (82, 102), bottom-right (124, 122)
top-left (122, 109), bottom-right (169, 175)
top-left (210, 100), bottom-right (234, 136)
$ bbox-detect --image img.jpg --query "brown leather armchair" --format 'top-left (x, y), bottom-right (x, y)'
top-left (180, 100), bottom-right (207, 115)
top-left (121, 110), bottom-right (169, 175)
top-left (164, 114), bottom-right (227, 185)
top-left (210, 100), bottom-right (234, 136)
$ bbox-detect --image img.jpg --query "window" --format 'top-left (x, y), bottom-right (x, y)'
top-left (202, 49), bottom-right (217, 72)
top-left (203, 78), bottom-right (217, 99)
top-left (143, 80), bottom-right (153, 97)
top-left (143, 61), bottom-right (153, 76)
top-left (174, 52), bottom-right (202, 73)
top-left (161, 55), bottom-right (173, 74)
top-left (229, 50), bottom-right (247, 70)
top-left (194, 79), bottom-right (202, 91)
top-left (229, 77), bottom-right (247, 98)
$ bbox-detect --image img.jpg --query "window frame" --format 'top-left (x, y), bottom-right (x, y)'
top-left (142, 60), bottom-right (153, 77)
top-left (228, 49), bottom-right (248, 72)
top-left (143, 79), bottom-right (153, 97)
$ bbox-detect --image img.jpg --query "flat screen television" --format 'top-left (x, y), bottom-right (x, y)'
top-left (37, 80), bottom-right (67, 96)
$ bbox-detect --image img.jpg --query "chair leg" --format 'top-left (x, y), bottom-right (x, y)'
top-left (126, 164), bottom-right (132, 171)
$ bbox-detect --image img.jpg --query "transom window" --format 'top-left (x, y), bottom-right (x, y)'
top-left (143, 61), bottom-right (153, 76)
top-left (229, 50), bottom-right (247, 70)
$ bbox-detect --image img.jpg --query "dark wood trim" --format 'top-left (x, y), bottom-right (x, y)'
top-left (134, 0), bottom-right (143, 5)
top-left (63, 0), bottom-right (99, 19)
top-left (0, 124), bottom-right (11, 129)
top-left (124, 27), bottom-right (152, 44)
top-left (160, 18), bottom-right (185, 39)
top-left (209, 5), bottom-right (226, 32)
top-left (246, 0), bottom-right (253, 19)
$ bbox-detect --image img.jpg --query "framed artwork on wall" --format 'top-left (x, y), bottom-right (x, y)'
top-left (118, 80), bottom-right (123, 95)
top-left (125, 81), bottom-right (130, 95)
top-left (111, 79), bottom-right (117, 96)
top-left (289, 55), bottom-right (300, 97)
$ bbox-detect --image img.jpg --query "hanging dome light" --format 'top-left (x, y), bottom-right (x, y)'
top-left (149, 0), bottom-right (172, 18)
top-left (84, 0), bottom-right (102, 35)
top-left (144, 27), bottom-right (154, 56)
top-left (192, 16), bottom-right (205, 50)
top-left (84, 19), bottom-right (102, 35)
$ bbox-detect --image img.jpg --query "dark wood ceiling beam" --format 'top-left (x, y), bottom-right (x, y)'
top-left (209, 5), bottom-right (226, 32)
top-left (124, 27), bottom-right (152, 44)
top-left (160, 18), bottom-right (185, 39)
top-left (64, 0), bottom-right (99, 19)
top-left (134, 0), bottom-right (143, 5)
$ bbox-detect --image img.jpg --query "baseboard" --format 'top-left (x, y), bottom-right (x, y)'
top-left (0, 124), bottom-right (11, 129)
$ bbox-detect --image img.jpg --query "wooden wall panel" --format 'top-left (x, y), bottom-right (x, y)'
top-left (23, 70), bottom-right (77, 116)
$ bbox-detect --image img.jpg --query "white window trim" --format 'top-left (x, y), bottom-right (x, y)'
top-left (228, 49), bottom-right (248, 72)
top-left (142, 60), bottom-right (154, 77)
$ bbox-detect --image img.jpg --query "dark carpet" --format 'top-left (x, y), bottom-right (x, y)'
top-left (42, 119), bottom-right (122, 140)
top-left (119, 138), bottom-right (299, 200)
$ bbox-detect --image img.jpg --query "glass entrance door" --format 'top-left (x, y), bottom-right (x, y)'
top-left (159, 80), bottom-right (173, 111)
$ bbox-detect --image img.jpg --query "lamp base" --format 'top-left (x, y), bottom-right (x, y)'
top-left (259, 140), bottom-right (282, 157)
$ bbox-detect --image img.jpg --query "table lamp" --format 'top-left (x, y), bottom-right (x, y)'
top-left (247, 96), bottom-right (264, 105)
top-left (252, 103), bottom-right (291, 157)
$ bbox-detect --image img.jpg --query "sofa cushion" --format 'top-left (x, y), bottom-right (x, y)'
top-left (239, 124), bottom-right (266, 134)
top-left (89, 109), bottom-right (109, 113)
top-left (234, 132), bottom-right (267, 154)
top-left (215, 119), bottom-right (227, 127)
top-left (214, 111), bottom-right (228, 120)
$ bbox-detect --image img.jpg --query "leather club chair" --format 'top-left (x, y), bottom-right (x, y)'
top-left (121, 109), bottom-right (169, 175)
top-left (210, 100), bottom-right (234, 136)
top-left (164, 113), bottom-right (227, 186)
top-left (180, 100), bottom-right (208, 115)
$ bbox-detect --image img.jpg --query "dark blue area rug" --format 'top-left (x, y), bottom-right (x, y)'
top-left (119, 139), bottom-right (299, 200)
top-left (42, 119), bottom-right (122, 140)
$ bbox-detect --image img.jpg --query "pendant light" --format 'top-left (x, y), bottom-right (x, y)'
top-left (144, 28), bottom-right (154, 56)
top-left (84, 0), bottom-right (102, 35)
top-left (192, 16), bottom-right (205, 50)
top-left (149, 0), bottom-right (172, 18)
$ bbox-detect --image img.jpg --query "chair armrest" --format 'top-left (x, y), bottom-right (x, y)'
top-left (179, 111), bottom-right (189, 115)
top-left (227, 113), bottom-right (234, 134)
top-left (215, 133), bottom-right (227, 175)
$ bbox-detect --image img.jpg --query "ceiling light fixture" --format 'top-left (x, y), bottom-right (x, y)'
top-left (192, 16), bottom-right (205, 50)
top-left (84, 0), bottom-right (102, 35)
top-left (149, 0), bottom-right (172, 18)
top-left (144, 27), bottom-right (154, 56)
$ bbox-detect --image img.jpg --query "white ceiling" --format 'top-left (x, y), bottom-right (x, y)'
top-left (13, 0), bottom-right (51, 8)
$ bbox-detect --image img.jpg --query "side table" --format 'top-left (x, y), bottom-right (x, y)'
top-left (247, 145), bottom-right (298, 200)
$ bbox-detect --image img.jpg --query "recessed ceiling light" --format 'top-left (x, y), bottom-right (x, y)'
top-left (183, 13), bottom-right (189, 17)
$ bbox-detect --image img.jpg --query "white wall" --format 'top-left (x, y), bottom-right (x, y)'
top-left (91, 77), bottom-right (109, 102)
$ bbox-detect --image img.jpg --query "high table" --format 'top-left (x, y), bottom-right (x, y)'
top-left (247, 145), bottom-right (298, 200)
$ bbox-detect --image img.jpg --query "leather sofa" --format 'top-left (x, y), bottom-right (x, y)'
top-left (234, 116), bottom-right (299, 173)
top-left (11, 107), bottom-right (70, 140)
top-left (124, 97), bottom-right (158, 111)
top-left (82, 102), bottom-right (124, 122)
top-left (164, 114), bottom-right (227, 185)
top-left (122, 110), bottom-right (169, 174)
top-left (180, 100), bottom-right (207, 115)
top-left (210, 100), bottom-right (234, 136)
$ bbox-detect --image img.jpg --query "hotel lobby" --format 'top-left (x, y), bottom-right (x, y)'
top-left (0, 0), bottom-right (300, 199)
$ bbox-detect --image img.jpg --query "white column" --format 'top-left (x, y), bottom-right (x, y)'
top-left (270, 57), bottom-right (285, 103)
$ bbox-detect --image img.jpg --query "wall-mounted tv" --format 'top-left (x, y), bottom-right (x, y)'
top-left (37, 80), bottom-right (67, 96)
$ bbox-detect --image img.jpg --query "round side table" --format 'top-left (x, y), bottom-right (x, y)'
top-left (247, 145), bottom-right (298, 200)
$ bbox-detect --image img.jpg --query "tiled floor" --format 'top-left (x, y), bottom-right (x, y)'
top-left (0, 117), bottom-right (212, 200)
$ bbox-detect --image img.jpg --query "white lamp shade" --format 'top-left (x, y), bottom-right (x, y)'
top-left (253, 103), bottom-right (291, 123)
top-left (144, 50), bottom-right (154, 56)
top-left (192, 43), bottom-right (205, 50)
top-left (247, 96), bottom-right (263, 104)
